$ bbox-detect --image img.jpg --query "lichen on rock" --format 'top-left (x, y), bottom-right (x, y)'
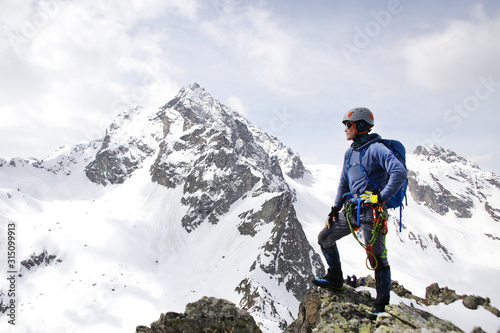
top-left (135, 296), bottom-right (262, 333)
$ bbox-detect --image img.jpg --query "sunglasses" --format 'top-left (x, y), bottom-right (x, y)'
top-left (344, 121), bottom-right (353, 128)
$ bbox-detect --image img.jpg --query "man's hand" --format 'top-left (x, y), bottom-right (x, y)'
top-left (361, 191), bottom-right (380, 205)
top-left (326, 206), bottom-right (340, 228)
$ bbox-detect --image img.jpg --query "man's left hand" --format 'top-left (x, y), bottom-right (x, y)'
top-left (361, 191), bottom-right (380, 204)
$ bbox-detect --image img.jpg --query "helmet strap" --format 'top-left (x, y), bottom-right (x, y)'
top-left (350, 121), bottom-right (370, 135)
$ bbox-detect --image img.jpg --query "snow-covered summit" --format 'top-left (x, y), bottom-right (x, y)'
top-left (413, 145), bottom-right (480, 169)
top-left (408, 145), bottom-right (500, 220)
top-left (163, 82), bottom-right (305, 179)
top-left (0, 83), bottom-right (321, 332)
top-left (170, 82), bottom-right (238, 125)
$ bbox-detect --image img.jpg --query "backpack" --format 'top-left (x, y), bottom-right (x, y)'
top-left (347, 139), bottom-right (408, 231)
top-left (378, 139), bottom-right (408, 211)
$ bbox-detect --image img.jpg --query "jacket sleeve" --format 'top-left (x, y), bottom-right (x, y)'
top-left (375, 145), bottom-right (408, 202)
top-left (334, 150), bottom-right (351, 208)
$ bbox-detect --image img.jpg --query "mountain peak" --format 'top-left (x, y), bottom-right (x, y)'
top-left (413, 145), bottom-right (479, 169)
top-left (175, 82), bottom-right (219, 108)
top-left (177, 81), bottom-right (206, 99)
top-left (164, 82), bottom-right (236, 130)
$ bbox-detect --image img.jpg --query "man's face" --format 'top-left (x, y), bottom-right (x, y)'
top-left (344, 122), bottom-right (356, 141)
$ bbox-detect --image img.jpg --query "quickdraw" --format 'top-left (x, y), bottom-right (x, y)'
top-left (345, 201), bottom-right (388, 270)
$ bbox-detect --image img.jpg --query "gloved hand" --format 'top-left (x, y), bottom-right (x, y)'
top-left (326, 206), bottom-right (340, 228)
top-left (361, 191), bottom-right (381, 205)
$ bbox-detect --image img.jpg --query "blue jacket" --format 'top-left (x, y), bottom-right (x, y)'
top-left (334, 133), bottom-right (407, 217)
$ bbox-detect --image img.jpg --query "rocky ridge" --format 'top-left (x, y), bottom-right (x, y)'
top-left (408, 145), bottom-right (500, 221)
top-left (285, 286), bottom-right (463, 333)
top-left (137, 280), bottom-right (500, 333)
top-left (286, 281), bottom-right (500, 333)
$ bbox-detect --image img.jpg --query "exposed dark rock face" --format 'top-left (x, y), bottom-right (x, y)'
top-left (135, 296), bottom-right (262, 333)
top-left (85, 107), bottom-right (158, 185)
top-left (85, 137), bottom-right (155, 185)
top-left (20, 250), bottom-right (61, 271)
top-left (408, 145), bottom-right (500, 221)
top-left (236, 192), bottom-right (324, 302)
top-left (408, 170), bottom-right (474, 218)
top-left (427, 233), bottom-right (454, 262)
top-left (147, 83), bottom-right (303, 232)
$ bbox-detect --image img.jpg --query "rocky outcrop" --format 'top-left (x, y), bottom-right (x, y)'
top-left (85, 107), bottom-right (159, 185)
top-left (85, 137), bottom-right (155, 185)
top-left (135, 296), bottom-right (262, 333)
top-left (285, 286), bottom-right (464, 333)
top-left (364, 278), bottom-right (500, 318)
top-left (285, 279), bottom-right (500, 333)
top-left (425, 283), bottom-right (500, 317)
top-left (20, 250), bottom-right (61, 272)
top-left (247, 192), bottom-right (324, 300)
top-left (0, 250), bottom-right (62, 314)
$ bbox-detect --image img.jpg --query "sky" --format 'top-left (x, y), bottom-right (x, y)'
top-left (1, 0), bottom-right (500, 174)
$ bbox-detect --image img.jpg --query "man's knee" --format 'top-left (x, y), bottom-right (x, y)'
top-left (318, 227), bottom-right (336, 248)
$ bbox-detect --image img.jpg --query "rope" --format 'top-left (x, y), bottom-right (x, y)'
top-left (345, 202), bottom-right (388, 271)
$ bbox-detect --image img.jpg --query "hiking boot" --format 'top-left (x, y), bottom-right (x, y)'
top-left (371, 303), bottom-right (386, 314)
top-left (312, 267), bottom-right (343, 290)
top-left (365, 307), bottom-right (384, 320)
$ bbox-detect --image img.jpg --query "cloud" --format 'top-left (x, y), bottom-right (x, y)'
top-left (401, 3), bottom-right (500, 91)
top-left (0, 0), bottom-right (190, 157)
top-left (200, 4), bottom-right (297, 95)
top-left (226, 96), bottom-right (249, 117)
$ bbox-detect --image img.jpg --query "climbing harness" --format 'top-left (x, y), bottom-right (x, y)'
top-left (345, 200), bottom-right (388, 271)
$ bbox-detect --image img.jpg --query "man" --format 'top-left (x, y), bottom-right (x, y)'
top-left (313, 107), bottom-right (407, 315)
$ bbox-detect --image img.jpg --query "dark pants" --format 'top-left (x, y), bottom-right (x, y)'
top-left (318, 208), bottom-right (391, 308)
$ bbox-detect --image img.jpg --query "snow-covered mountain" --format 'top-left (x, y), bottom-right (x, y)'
top-left (1, 83), bottom-right (500, 332)
top-left (0, 83), bottom-right (321, 332)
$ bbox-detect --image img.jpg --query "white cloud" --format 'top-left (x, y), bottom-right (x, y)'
top-left (0, 0), bottom-right (189, 158)
top-left (226, 96), bottom-right (249, 117)
top-left (200, 4), bottom-right (297, 95)
top-left (401, 3), bottom-right (500, 91)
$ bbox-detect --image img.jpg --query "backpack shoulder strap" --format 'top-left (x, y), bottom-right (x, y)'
top-left (357, 145), bottom-right (381, 191)
top-left (346, 148), bottom-right (354, 168)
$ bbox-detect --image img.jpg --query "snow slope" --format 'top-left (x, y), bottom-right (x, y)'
top-left (0, 157), bottom-right (295, 332)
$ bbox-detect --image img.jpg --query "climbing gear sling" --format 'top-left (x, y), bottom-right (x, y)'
top-left (345, 201), bottom-right (388, 271)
